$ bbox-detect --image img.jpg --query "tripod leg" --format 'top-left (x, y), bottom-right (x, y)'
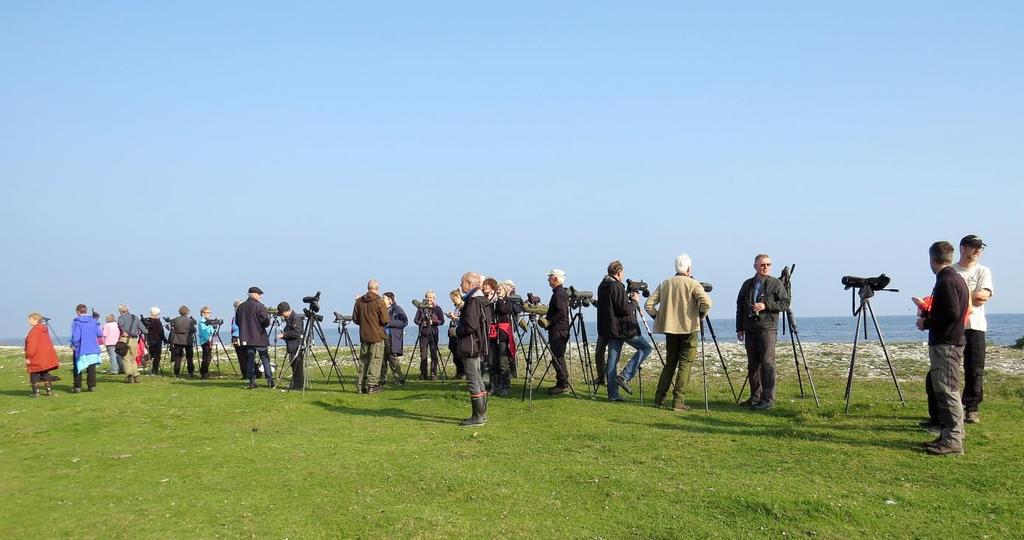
top-left (789, 327), bottom-right (805, 397)
top-left (704, 319), bottom-right (738, 401)
top-left (794, 333), bottom-right (820, 407)
top-left (866, 301), bottom-right (905, 406)
top-left (700, 332), bottom-right (709, 412)
top-left (844, 307), bottom-right (864, 414)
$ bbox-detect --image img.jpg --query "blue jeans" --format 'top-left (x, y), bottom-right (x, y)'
top-left (606, 335), bottom-right (653, 400)
top-left (106, 345), bottom-right (121, 374)
top-left (246, 346), bottom-right (274, 386)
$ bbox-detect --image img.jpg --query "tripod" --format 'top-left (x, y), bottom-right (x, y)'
top-left (287, 312), bottom-right (346, 392)
top-left (404, 307), bottom-right (447, 381)
top-left (520, 314), bottom-right (558, 405)
top-left (843, 284), bottom-right (905, 413)
top-left (266, 315), bottom-right (282, 372)
top-left (567, 304), bottom-right (597, 398)
top-left (331, 319), bottom-right (363, 388)
top-left (689, 318), bottom-right (738, 410)
top-left (207, 323), bottom-right (238, 376)
top-left (780, 309), bottom-right (819, 406)
top-left (41, 317), bottom-right (63, 346)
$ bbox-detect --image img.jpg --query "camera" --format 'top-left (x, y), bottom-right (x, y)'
top-left (841, 274), bottom-right (891, 290)
top-left (267, 307), bottom-right (279, 316)
top-left (303, 308), bottom-right (324, 322)
top-left (162, 316), bottom-right (172, 323)
top-left (522, 302), bottom-right (549, 317)
top-left (507, 294), bottom-right (524, 307)
top-left (626, 279), bottom-right (650, 297)
top-left (205, 318), bottom-right (224, 326)
top-left (526, 292), bottom-right (543, 305)
top-left (41, 316), bottom-right (52, 322)
top-left (568, 286), bottom-right (594, 308)
top-left (412, 299), bottom-right (434, 310)
top-left (700, 282), bottom-right (713, 293)
top-left (302, 291), bottom-right (321, 313)
top-left (334, 311), bottom-right (353, 324)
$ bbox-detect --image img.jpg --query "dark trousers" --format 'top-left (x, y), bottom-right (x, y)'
top-left (199, 342), bottom-right (212, 375)
top-left (419, 333), bottom-right (440, 377)
top-left (548, 335), bottom-right (569, 387)
top-left (286, 341), bottom-right (303, 388)
top-left (150, 341), bottom-right (163, 374)
top-left (73, 364), bottom-right (97, 389)
top-left (452, 347), bottom-right (465, 377)
top-left (744, 330), bottom-right (778, 404)
top-left (961, 329), bottom-right (986, 412)
top-left (171, 344), bottom-right (195, 376)
top-left (234, 344), bottom-right (247, 379)
top-left (246, 346), bottom-right (273, 385)
top-left (594, 335), bottom-right (607, 383)
top-left (488, 342), bottom-right (511, 388)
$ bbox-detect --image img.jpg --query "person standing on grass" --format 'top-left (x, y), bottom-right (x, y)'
top-left (352, 280), bottom-right (389, 394)
top-left (144, 307), bottom-right (167, 375)
top-left (71, 304), bottom-right (103, 392)
top-left (953, 235), bottom-right (993, 425)
top-left (597, 260), bottom-right (651, 402)
top-left (101, 314), bottom-right (121, 374)
top-left (277, 302), bottom-right (305, 390)
top-left (116, 304), bottom-right (144, 383)
top-left (414, 290), bottom-right (445, 380)
top-left (735, 254), bottom-right (790, 411)
top-left (456, 271), bottom-right (488, 426)
top-left (25, 313), bottom-right (61, 397)
top-left (916, 241), bottom-right (970, 456)
top-left (170, 306), bottom-right (197, 378)
top-left (645, 254), bottom-right (712, 412)
top-left (544, 269), bottom-right (571, 395)
top-left (237, 287), bottom-right (274, 389)
top-left (382, 292), bottom-right (408, 385)
top-left (197, 307), bottom-right (216, 379)
top-left (447, 289), bottom-right (465, 379)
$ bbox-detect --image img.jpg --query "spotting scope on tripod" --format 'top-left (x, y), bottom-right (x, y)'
top-left (841, 273), bottom-right (906, 413)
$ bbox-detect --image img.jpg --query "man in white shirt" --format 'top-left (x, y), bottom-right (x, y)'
top-left (953, 235), bottom-right (994, 424)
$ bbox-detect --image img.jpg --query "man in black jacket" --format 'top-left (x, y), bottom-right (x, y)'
top-left (277, 302), bottom-right (304, 390)
top-left (545, 269), bottom-right (571, 395)
top-left (597, 260), bottom-right (651, 402)
top-left (916, 241), bottom-right (969, 456)
top-left (236, 286), bottom-right (274, 389)
top-left (170, 305), bottom-right (197, 378)
top-left (456, 272), bottom-right (489, 426)
top-left (736, 254), bottom-right (791, 410)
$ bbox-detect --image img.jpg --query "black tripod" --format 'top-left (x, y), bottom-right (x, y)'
top-left (780, 309), bottom-right (819, 406)
top-left (287, 311), bottom-right (346, 392)
top-left (567, 302), bottom-right (597, 398)
top-left (697, 318), bottom-right (739, 410)
top-left (266, 314), bottom-right (282, 373)
top-left (404, 304), bottom-right (447, 381)
top-left (207, 322), bottom-right (238, 376)
top-left (843, 282), bottom-right (905, 413)
top-left (330, 317), bottom-right (363, 388)
top-left (520, 313), bottom-right (557, 405)
top-left (41, 316), bottom-right (63, 346)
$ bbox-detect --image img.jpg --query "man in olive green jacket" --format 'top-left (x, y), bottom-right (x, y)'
top-left (645, 254), bottom-right (712, 411)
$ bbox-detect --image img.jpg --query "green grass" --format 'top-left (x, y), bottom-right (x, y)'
top-left (1, 346), bottom-right (1022, 539)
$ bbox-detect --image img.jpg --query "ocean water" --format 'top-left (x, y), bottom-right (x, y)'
top-left (14, 314), bottom-right (1022, 347)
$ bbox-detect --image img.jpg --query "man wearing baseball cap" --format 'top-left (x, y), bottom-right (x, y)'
top-left (545, 269), bottom-right (572, 395)
top-left (236, 286), bottom-right (275, 389)
top-left (953, 235), bottom-right (994, 424)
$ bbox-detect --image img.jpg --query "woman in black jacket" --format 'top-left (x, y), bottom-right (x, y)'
top-left (486, 279), bottom-right (516, 397)
top-left (381, 292), bottom-right (408, 385)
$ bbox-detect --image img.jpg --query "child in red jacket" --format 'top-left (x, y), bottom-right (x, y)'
top-left (25, 313), bottom-right (61, 397)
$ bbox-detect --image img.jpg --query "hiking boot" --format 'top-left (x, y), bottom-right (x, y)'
top-left (86, 386), bottom-right (95, 392)
top-left (616, 375), bottom-right (633, 395)
top-left (926, 443), bottom-right (964, 456)
top-left (672, 403), bottom-right (690, 412)
top-left (459, 396), bottom-right (488, 427)
top-left (132, 376), bottom-right (140, 384)
top-left (31, 387), bottom-right (40, 398)
top-left (44, 385), bottom-right (53, 396)
top-left (738, 398), bottom-right (758, 407)
top-left (366, 385), bottom-right (382, 394)
top-left (752, 401), bottom-right (774, 410)
top-left (920, 436), bottom-right (942, 448)
top-left (548, 386), bottom-right (567, 396)
top-left (72, 387), bottom-right (81, 394)
top-left (965, 411), bottom-right (980, 424)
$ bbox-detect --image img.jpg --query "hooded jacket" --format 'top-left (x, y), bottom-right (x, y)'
top-left (387, 304), bottom-right (409, 355)
top-left (597, 275), bottom-right (640, 340)
top-left (352, 292), bottom-right (389, 343)
top-left (25, 324), bottom-right (60, 373)
top-left (71, 314), bottom-right (103, 356)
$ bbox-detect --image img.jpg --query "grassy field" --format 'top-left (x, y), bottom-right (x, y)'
top-left (1, 345), bottom-right (1022, 539)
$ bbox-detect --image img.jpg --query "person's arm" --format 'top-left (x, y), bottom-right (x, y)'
top-left (735, 282), bottom-right (745, 339)
top-left (378, 299), bottom-right (389, 326)
top-left (923, 278), bottom-right (961, 329)
top-left (352, 302), bottom-right (361, 326)
top-left (414, 307), bottom-right (424, 326)
top-left (282, 315), bottom-right (303, 340)
top-left (25, 329), bottom-right (37, 360)
top-left (694, 286), bottom-right (712, 318)
top-left (258, 305), bottom-right (270, 329)
top-left (644, 286), bottom-right (660, 319)
top-left (71, 321), bottom-right (82, 350)
top-left (974, 267), bottom-right (994, 306)
top-left (764, 279), bottom-right (790, 313)
top-left (433, 305), bottom-right (446, 325)
top-left (456, 299), bottom-right (482, 337)
top-left (611, 283), bottom-right (633, 317)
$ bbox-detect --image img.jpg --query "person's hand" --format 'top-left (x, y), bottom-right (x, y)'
top-left (752, 302), bottom-right (766, 313)
top-left (736, 331), bottom-right (745, 342)
top-left (916, 317), bottom-right (926, 331)
top-left (25, 360), bottom-right (30, 366)
top-left (629, 291), bottom-right (640, 302)
top-left (972, 290), bottom-right (991, 306)
top-left (276, 333), bottom-right (284, 340)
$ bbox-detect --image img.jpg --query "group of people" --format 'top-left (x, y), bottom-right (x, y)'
top-left (21, 236), bottom-right (996, 448)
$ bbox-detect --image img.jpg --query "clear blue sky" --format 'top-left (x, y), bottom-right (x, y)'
top-left (2, 2), bottom-right (1021, 338)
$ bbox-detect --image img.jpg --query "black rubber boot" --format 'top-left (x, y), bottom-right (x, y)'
top-left (459, 396), bottom-right (488, 427)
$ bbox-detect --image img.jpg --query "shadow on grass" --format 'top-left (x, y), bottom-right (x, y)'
top-left (614, 413), bottom-right (916, 451)
top-left (312, 399), bottom-right (460, 425)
